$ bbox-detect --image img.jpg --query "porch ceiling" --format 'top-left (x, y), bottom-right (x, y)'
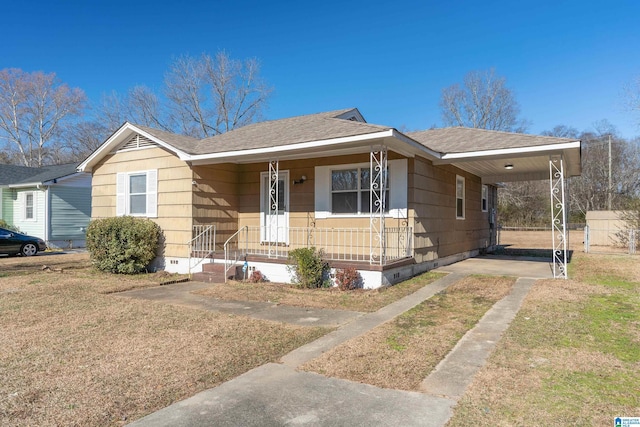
top-left (433, 143), bottom-right (581, 184)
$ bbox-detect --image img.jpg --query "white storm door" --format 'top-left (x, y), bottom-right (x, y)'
top-left (260, 171), bottom-right (289, 244)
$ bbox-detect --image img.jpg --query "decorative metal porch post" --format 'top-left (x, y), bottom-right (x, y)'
top-left (268, 160), bottom-right (279, 258)
top-left (549, 155), bottom-right (568, 279)
top-left (370, 146), bottom-right (387, 265)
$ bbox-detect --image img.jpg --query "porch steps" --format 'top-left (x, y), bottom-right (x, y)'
top-left (191, 263), bottom-right (232, 283)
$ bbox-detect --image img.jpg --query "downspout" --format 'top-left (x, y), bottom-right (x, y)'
top-left (43, 185), bottom-right (50, 246)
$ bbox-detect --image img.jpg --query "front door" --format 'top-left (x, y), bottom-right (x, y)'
top-left (260, 170), bottom-right (289, 244)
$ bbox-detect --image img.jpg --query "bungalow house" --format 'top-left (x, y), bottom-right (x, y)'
top-left (78, 108), bottom-right (581, 287)
top-left (0, 163), bottom-right (92, 248)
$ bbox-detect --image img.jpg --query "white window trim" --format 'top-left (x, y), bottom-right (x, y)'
top-left (23, 191), bottom-right (36, 221)
top-left (330, 166), bottom-right (389, 215)
top-left (481, 184), bottom-right (488, 212)
top-left (116, 170), bottom-right (158, 218)
top-left (315, 159), bottom-right (407, 220)
top-left (456, 175), bottom-right (465, 220)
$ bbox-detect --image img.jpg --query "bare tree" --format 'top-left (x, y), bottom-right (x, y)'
top-left (98, 52), bottom-right (271, 139)
top-left (623, 75), bottom-right (640, 127)
top-left (440, 68), bottom-right (526, 132)
top-left (569, 125), bottom-right (640, 217)
top-left (0, 68), bottom-right (86, 166)
top-left (165, 52), bottom-right (271, 138)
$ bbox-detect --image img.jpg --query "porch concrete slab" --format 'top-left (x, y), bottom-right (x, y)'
top-left (433, 254), bottom-right (554, 279)
top-left (420, 277), bottom-right (537, 399)
top-left (127, 363), bottom-right (456, 427)
top-left (117, 282), bottom-right (365, 328)
top-left (281, 272), bottom-right (466, 367)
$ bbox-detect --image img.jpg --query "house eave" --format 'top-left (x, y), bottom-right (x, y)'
top-left (186, 129), bottom-right (434, 164)
top-left (77, 123), bottom-right (191, 172)
top-left (434, 140), bottom-right (581, 162)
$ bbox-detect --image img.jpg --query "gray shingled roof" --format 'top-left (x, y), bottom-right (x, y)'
top-left (407, 127), bottom-right (577, 154)
top-left (0, 163), bottom-right (80, 186)
top-left (133, 109), bottom-right (391, 156)
top-left (121, 110), bottom-right (578, 161)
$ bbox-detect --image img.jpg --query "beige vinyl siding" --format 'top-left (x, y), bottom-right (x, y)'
top-left (409, 156), bottom-right (492, 263)
top-left (91, 147), bottom-right (193, 258)
top-left (192, 164), bottom-right (239, 249)
top-left (236, 153), bottom-right (406, 231)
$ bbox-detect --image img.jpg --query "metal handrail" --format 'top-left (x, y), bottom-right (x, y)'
top-left (188, 225), bottom-right (216, 279)
top-left (223, 226), bottom-right (248, 283)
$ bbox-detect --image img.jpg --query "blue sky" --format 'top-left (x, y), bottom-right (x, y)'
top-left (2, 0), bottom-right (639, 138)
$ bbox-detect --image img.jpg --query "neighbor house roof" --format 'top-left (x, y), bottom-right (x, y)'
top-left (0, 163), bottom-right (81, 187)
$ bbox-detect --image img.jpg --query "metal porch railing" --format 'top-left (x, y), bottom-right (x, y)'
top-left (222, 226), bottom-right (413, 281)
top-left (188, 225), bottom-right (216, 278)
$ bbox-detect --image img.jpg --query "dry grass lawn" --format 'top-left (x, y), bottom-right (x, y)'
top-left (0, 253), bottom-right (329, 426)
top-left (195, 271), bottom-right (444, 312)
top-left (447, 252), bottom-right (640, 426)
top-left (301, 275), bottom-right (515, 390)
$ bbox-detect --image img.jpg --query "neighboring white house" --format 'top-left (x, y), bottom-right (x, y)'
top-left (0, 163), bottom-right (92, 249)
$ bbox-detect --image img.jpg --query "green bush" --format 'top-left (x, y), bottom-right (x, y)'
top-left (86, 216), bottom-right (162, 274)
top-left (0, 219), bottom-right (19, 232)
top-left (287, 247), bottom-right (330, 289)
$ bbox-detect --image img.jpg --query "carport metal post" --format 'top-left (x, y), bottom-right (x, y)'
top-left (268, 159), bottom-right (279, 258)
top-left (549, 155), bottom-right (568, 279)
top-left (370, 145), bottom-right (387, 265)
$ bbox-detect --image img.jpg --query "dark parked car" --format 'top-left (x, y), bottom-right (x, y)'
top-left (0, 227), bottom-right (47, 256)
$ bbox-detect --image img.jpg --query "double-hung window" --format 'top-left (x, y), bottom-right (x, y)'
top-left (116, 170), bottom-right (157, 217)
top-left (331, 167), bottom-right (389, 214)
top-left (481, 185), bottom-right (488, 212)
top-left (456, 175), bottom-right (465, 219)
top-left (24, 192), bottom-right (35, 220)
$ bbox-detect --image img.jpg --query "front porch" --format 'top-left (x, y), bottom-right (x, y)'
top-left (188, 224), bottom-right (414, 288)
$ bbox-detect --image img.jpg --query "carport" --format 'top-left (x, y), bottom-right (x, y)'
top-left (409, 128), bottom-right (582, 279)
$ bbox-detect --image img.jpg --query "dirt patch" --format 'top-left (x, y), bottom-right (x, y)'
top-left (301, 276), bottom-right (515, 390)
top-left (195, 271), bottom-right (444, 312)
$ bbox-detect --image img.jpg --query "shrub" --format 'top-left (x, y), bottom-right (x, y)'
top-left (86, 216), bottom-right (162, 274)
top-left (334, 267), bottom-right (362, 291)
top-left (249, 270), bottom-right (266, 283)
top-left (0, 219), bottom-right (19, 232)
top-left (287, 247), bottom-right (330, 289)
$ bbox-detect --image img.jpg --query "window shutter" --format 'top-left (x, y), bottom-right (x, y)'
top-left (314, 166), bottom-right (330, 219)
top-left (116, 173), bottom-right (126, 216)
top-left (146, 169), bottom-right (158, 218)
top-left (389, 159), bottom-right (408, 219)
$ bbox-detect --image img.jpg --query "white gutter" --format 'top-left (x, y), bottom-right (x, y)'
top-left (437, 140), bottom-right (581, 161)
top-left (182, 129), bottom-right (398, 162)
top-left (8, 182), bottom-right (44, 189)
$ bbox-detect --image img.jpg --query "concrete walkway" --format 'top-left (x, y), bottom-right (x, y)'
top-left (127, 255), bottom-right (553, 426)
top-left (118, 281), bottom-right (364, 328)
